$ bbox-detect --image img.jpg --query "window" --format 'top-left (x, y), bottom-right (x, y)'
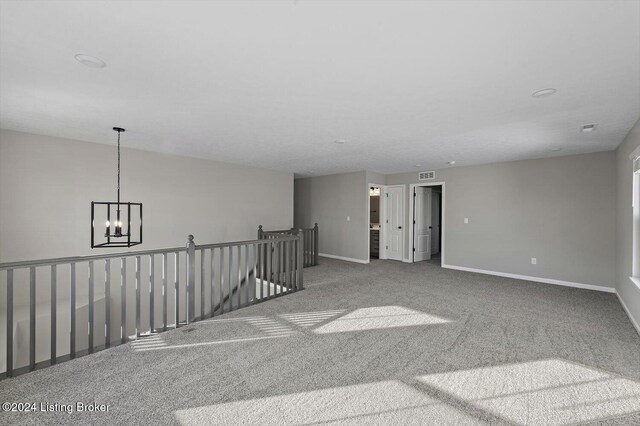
top-left (633, 153), bottom-right (640, 283)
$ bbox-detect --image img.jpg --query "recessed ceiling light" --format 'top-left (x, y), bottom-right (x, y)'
top-left (532, 88), bottom-right (556, 98)
top-left (447, 161), bottom-right (456, 165)
top-left (334, 139), bottom-right (347, 144)
top-left (581, 124), bottom-right (597, 132)
top-left (75, 54), bottom-right (106, 68)
top-left (550, 148), bottom-right (563, 152)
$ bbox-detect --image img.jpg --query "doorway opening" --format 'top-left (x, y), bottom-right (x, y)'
top-left (411, 183), bottom-right (444, 266)
top-left (369, 186), bottom-right (381, 260)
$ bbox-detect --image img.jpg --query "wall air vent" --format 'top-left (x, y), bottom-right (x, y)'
top-left (418, 171), bottom-right (435, 181)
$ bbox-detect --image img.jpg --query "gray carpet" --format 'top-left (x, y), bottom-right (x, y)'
top-left (1, 258), bottom-right (640, 425)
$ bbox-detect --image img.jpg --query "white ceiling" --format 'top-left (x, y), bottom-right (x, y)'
top-left (1, 0), bottom-right (639, 177)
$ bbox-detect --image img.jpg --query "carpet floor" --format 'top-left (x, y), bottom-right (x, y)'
top-left (1, 258), bottom-right (640, 425)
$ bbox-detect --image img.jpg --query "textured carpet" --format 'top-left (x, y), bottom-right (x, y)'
top-left (1, 258), bottom-right (639, 425)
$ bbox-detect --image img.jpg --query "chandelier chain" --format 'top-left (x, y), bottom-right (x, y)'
top-left (117, 129), bottom-right (121, 205)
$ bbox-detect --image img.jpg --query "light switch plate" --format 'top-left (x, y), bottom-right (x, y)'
top-left (464, 218), bottom-right (469, 224)
top-left (531, 258), bottom-right (537, 265)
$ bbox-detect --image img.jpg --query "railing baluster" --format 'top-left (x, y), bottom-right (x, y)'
top-left (88, 261), bottom-right (94, 353)
top-left (50, 265), bottom-right (56, 365)
top-left (200, 249), bottom-right (205, 320)
top-left (163, 253), bottom-right (167, 331)
top-left (279, 241), bottom-right (284, 295)
top-left (310, 229), bottom-right (313, 266)
top-left (105, 259), bottom-right (111, 348)
top-left (219, 247), bottom-right (225, 314)
top-left (174, 252), bottom-right (179, 327)
top-left (284, 240), bottom-right (288, 292)
top-left (149, 255), bottom-right (155, 333)
top-left (290, 239), bottom-right (295, 292)
top-left (283, 241), bottom-right (291, 291)
top-left (6, 269), bottom-right (13, 377)
top-left (259, 243), bottom-right (264, 301)
top-left (298, 234), bottom-right (304, 290)
top-left (291, 238), bottom-right (296, 291)
top-left (308, 229), bottom-right (312, 267)
top-left (70, 263), bottom-right (76, 358)
top-left (283, 241), bottom-right (288, 293)
top-left (287, 239), bottom-right (292, 292)
top-left (297, 236), bottom-right (302, 290)
top-left (279, 240), bottom-right (284, 295)
top-left (228, 245), bottom-right (233, 311)
top-left (252, 244), bottom-right (258, 304)
top-left (303, 230), bottom-right (307, 267)
top-left (286, 240), bottom-right (290, 293)
top-left (314, 223), bottom-right (319, 266)
top-left (135, 256), bottom-right (141, 337)
top-left (69, 262), bottom-right (76, 359)
top-left (120, 258), bottom-right (127, 343)
top-left (266, 241), bottom-right (272, 299)
top-left (272, 240), bottom-right (277, 297)
top-left (237, 245), bottom-right (242, 309)
top-left (302, 231), bottom-right (306, 267)
top-left (245, 245), bottom-right (250, 307)
top-left (210, 249), bottom-right (215, 318)
top-left (186, 235), bottom-right (195, 324)
top-left (275, 239), bottom-right (279, 295)
top-left (29, 267), bottom-right (36, 371)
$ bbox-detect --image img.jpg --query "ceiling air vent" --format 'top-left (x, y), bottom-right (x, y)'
top-left (418, 171), bottom-right (435, 181)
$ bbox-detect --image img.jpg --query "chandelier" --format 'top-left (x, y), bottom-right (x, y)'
top-left (91, 127), bottom-right (142, 248)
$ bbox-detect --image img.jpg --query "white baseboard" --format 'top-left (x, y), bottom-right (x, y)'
top-left (616, 290), bottom-right (640, 336)
top-left (318, 253), bottom-right (369, 264)
top-left (441, 263), bottom-right (615, 293)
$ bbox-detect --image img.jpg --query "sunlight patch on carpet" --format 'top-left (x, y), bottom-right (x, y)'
top-left (313, 306), bottom-right (451, 334)
top-left (174, 380), bottom-right (481, 425)
top-left (417, 359), bottom-right (640, 425)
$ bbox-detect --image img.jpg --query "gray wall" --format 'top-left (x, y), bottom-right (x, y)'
top-left (0, 129), bottom-right (294, 262)
top-left (385, 151), bottom-right (617, 287)
top-left (296, 154), bottom-right (618, 285)
top-left (294, 171), bottom-right (369, 261)
top-left (616, 118), bottom-right (640, 328)
top-left (366, 171), bottom-right (387, 186)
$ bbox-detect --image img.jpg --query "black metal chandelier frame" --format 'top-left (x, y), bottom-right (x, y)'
top-left (91, 127), bottom-right (143, 248)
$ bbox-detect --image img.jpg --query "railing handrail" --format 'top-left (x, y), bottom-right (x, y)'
top-left (196, 235), bottom-right (298, 250)
top-left (0, 235), bottom-right (299, 271)
top-left (0, 247), bottom-right (186, 270)
top-left (263, 227), bottom-right (315, 234)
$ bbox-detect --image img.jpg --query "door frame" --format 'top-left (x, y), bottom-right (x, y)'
top-left (367, 183), bottom-right (386, 262)
top-left (409, 182), bottom-right (446, 264)
top-left (380, 184), bottom-right (405, 261)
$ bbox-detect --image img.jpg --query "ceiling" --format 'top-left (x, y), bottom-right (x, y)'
top-left (1, 0), bottom-right (639, 177)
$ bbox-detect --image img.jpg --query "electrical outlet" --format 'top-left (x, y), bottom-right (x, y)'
top-left (347, 215), bottom-right (350, 222)
top-left (531, 258), bottom-right (537, 265)
top-left (464, 218), bottom-right (469, 224)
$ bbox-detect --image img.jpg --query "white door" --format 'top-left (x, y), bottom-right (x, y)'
top-left (431, 191), bottom-right (440, 255)
top-left (385, 186), bottom-right (404, 261)
top-left (413, 187), bottom-right (432, 262)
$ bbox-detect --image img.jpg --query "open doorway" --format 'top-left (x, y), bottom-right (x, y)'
top-left (369, 186), bottom-right (381, 260)
top-left (411, 183), bottom-right (444, 266)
